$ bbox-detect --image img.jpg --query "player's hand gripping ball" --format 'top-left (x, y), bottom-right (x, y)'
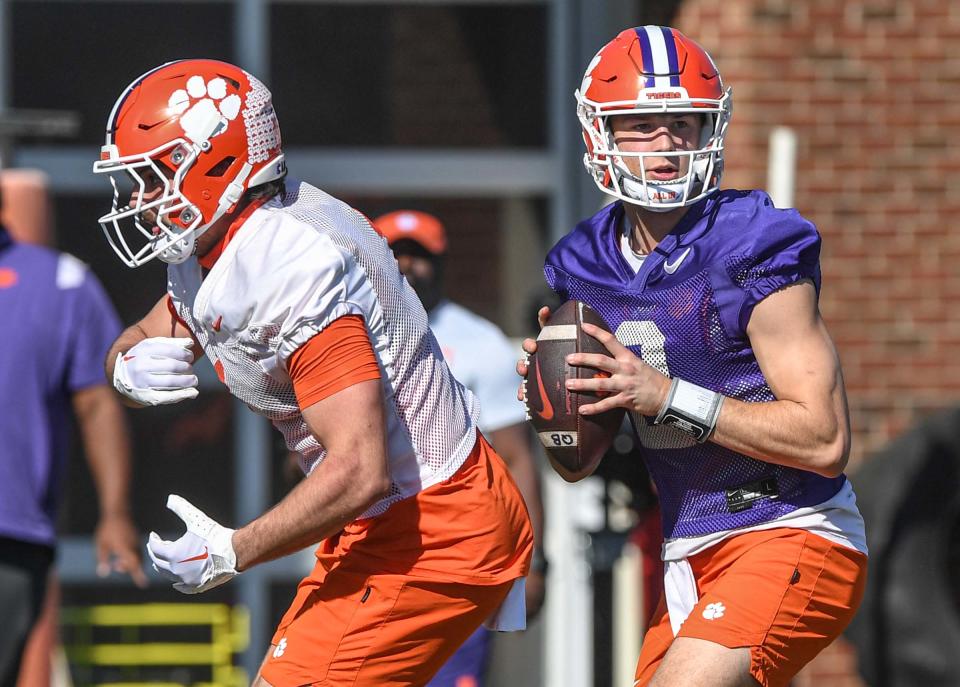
top-left (523, 301), bottom-right (625, 482)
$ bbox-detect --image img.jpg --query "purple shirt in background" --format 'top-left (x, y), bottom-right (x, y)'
top-left (546, 190), bottom-right (845, 539)
top-left (0, 226), bottom-right (121, 546)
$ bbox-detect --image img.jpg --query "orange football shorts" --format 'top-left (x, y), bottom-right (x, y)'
top-left (259, 433), bottom-right (533, 687)
top-left (635, 527), bottom-right (867, 687)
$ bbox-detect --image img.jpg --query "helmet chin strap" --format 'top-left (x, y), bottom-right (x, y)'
top-left (622, 176), bottom-right (691, 212)
top-left (157, 161), bottom-right (254, 265)
top-left (618, 154), bottom-right (711, 211)
top-left (157, 229), bottom-right (199, 264)
top-left (156, 204), bottom-right (208, 265)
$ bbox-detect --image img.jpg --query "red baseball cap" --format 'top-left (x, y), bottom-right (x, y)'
top-left (373, 210), bottom-right (447, 255)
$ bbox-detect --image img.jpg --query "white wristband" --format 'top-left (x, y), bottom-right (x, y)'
top-left (654, 378), bottom-right (724, 443)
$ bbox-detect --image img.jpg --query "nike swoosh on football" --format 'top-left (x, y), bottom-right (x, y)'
top-left (177, 547), bottom-right (209, 563)
top-left (533, 356), bottom-right (555, 421)
top-left (663, 247), bottom-right (692, 274)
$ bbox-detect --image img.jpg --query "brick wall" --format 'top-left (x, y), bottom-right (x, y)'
top-left (676, 0), bottom-right (960, 469)
top-left (674, 1), bottom-right (960, 684)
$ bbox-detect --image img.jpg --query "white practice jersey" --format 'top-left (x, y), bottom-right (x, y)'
top-left (429, 300), bottom-right (526, 434)
top-left (167, 180), bottom-right (480, 518)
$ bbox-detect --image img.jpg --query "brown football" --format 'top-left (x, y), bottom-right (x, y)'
top-left (523, 300), bottom-right (625, 482)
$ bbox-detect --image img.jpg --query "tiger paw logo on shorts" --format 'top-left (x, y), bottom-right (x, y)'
top-left (272, 637), bottom-right (288, 658)
top-left (702, 601), bottom-right (726, 620)
top-left (168, 75), bottom-right (242, 145)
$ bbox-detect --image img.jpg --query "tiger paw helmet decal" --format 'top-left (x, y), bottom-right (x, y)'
top-left (169, 75), bottom-right (242, 145)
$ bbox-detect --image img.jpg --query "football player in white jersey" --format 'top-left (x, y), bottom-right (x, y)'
top-left (94, 59), bottom-right (533, 687)
top-left (375, 209), bottom-right (547, 687)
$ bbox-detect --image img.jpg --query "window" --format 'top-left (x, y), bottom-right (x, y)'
top-left (270, 3), bottom-right (547, 147)
top-left (11, 2), bottom-right (235, 144)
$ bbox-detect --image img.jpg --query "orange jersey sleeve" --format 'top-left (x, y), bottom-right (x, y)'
top-left (287, 314), bottom-right (382, 411)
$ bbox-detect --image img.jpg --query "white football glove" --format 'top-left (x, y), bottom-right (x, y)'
top-left (113, 337), bottom-right (199, 406)
top-left (147, 495), bottom-right (238, 594)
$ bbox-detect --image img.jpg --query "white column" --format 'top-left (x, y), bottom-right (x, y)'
top-left (767, 126), bottom-right (798, 209)
top-left (544, 473), bottom-right (605, 687)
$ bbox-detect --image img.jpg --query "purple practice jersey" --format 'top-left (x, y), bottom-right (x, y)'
top-left (545, 190), bottom-right (845, 539)
top-left (0, 226), bottom-right (121, 546)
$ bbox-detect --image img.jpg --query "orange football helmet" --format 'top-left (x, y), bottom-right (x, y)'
top-left (92, 59), bottom-right (285, 266)
top-left (576, 26), bottom-right (732, 211)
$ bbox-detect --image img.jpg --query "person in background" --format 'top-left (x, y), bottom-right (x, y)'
top-left (0, 176), bottom-right (145, 687)
top-left (375, 209), bottom-right (546, 687)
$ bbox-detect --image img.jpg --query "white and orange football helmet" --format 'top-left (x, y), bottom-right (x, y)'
top-left (576, 26), bottom-right (732, 211)
top-left (92, 59), bottom-right (285, 267)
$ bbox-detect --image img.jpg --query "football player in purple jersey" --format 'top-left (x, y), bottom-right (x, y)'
top-left (519, 26), bottom-right (867, 686)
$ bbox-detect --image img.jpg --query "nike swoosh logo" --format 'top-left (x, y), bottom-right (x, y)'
top-left (177, 547), bottom-right (209, 564)
top-left (212, 315), bottom-right (223, 332)
top-left (533, 356), bottom-right (554, 421)
top-left (663, 247), bottom-right (692, 274)
top-left (137, 118), bottom-right (172, 131)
